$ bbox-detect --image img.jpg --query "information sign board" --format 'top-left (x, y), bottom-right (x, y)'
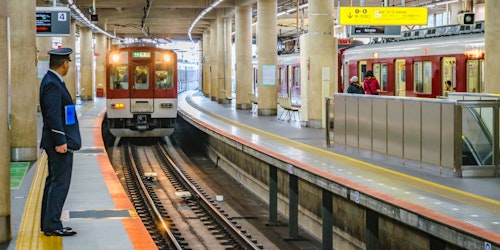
top-left (350, 25), bottom-right (401, 37)
top-left (36, 7), bottom-right (71, 36)
top-left (339, 7), bottom-right (427, 26)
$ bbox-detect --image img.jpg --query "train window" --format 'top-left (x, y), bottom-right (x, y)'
top-left (467, 60), bottom-right (482, 93)
top-left (294, 66), bottom-right (300, 87)
top-left (373, 63), bottom-right (381, 86)
top-left (358, 61), bottom-right (367, 82)
top-left (155, 63), bottom-right (174, 89)
top-left (441, 57), bottom-right (456, 94)
top-left (109, 65), bottom-right (129, 90)
top-left (380, 63), bottom-right (387, 91)
top-left (135, 66), bottom-right (149, 90)
top-left (413, 61), bottom-right (432, 94)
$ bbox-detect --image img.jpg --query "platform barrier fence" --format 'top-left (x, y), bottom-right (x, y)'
top-left (327, 93), bottom-right (500, 177)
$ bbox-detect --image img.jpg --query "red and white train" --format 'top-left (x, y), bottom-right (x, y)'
top-left (105, 44), bottom-right (180, 137)
top-left (268, 22), bottom-right (485, 104)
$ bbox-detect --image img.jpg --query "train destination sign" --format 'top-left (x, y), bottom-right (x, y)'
top-left (36, 7), bottom-right (71, 36)
top-left (339, 7), bottom-right (428, 26)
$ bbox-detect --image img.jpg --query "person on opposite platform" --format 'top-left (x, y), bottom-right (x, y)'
top-left (346, 76), bottom-right (365, 94)
top-left (39, 48), bottom-right (81, 236)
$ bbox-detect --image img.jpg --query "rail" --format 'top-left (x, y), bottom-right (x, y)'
top-left (326, 93), bottom-right (500, 177)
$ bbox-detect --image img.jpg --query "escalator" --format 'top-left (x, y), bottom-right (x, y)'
top-left (461, 107), bottom-right (494, 166)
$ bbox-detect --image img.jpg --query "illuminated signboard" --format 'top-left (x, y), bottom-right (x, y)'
top-left (36, 7), bottom-right (71, 36)
top-left (132, 52), bottom-right (151, 58)
top-left (339, 7), bottom-right (428, 26)
top-left (350, 25), bottom-right (401, 38)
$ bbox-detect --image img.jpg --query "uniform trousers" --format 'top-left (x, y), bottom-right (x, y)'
top-left (40, 148), bottom-right (74, 232)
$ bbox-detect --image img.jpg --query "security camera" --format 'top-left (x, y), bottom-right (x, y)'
top-left (458, 12), bottom-right (475, 25)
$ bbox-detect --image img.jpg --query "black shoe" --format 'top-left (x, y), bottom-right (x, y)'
top-left (44, 228), bottom-right (77, 236)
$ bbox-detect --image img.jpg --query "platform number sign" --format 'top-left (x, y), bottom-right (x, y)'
top-left (58, 12), bottom-right (67, 22)
top-left (36, 7), bottom-right (71, 36)
top-left (485, 242), bottom-right (491, 250)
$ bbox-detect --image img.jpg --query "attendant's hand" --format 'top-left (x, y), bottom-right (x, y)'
top-left (56, 144), bottom-right (68, 154)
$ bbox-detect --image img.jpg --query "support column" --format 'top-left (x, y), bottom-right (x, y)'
top-left (0, 2), bottom-right (12, 243)
top-left (36, 36), bottom-right (52, 108)
top-left (365, 209), bottom-right (379, 250)
top-left (300, 0), bottom-right (336, 128)
top-left (235, 5), bottom-right (253, 110)
top-left (224, 17), bottom-right (233, 103)
top-left (268, 166), bottom-right (278, 224)
top-left (217, 14), bottom-right (225, 103)
top-left (79, 27), bottom-right (93, 101)
top-left (210, 22), bottom-right (218, 101)
top-left (322, 189), bottom-right (333, 250)
top-left (288, 174), bottom-right (299, 239)
top-left (202, 31), bottom-right (211, 97)
top-left (484, 1), bottom-right (500, 94)
top-left (9, 0), bottom-right (37, 161)
top-left (62, 20), bottom-right (77, 102)
top-left (95, 34), bottom-right (107, 97)
top-left (257, 0), bottom-right (277, 116)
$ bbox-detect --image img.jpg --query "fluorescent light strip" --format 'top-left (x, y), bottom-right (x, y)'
top-left (67, 0), bottom-right (121, 40)
top-left (188, 0), bottom-right (224, 42)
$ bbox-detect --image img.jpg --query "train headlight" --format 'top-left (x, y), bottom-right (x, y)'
top-left (163, 54), bottom-right (171, 62)
top-left (111, 103), bottom-right (125, 109)
top-left (112, 54), bottom-right (120, 63)
top-left (160, 103), bottom-right (173, 108)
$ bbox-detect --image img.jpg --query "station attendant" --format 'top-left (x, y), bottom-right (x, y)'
top-left (363, 70), bottom-right (381, 95)
top-left (39, 48), bottom-right (81, 236)
top-left (346, 76), bottom-right (365, 94)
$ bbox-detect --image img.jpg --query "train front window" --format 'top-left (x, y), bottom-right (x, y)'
top-left (110, 65), bottom-right (128, 90)
top-left (155, 63), bottom-right (174, 89)
top-left (135, 66), bottom-right (149, 90)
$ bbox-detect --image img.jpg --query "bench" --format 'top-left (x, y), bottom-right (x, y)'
top-left (248, 93), bottom-right (258, 114)
top-left (278, 96), bottom-right (300, 121)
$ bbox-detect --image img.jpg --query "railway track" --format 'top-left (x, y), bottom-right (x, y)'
top-left (119, 138), bottom-right (263, 249)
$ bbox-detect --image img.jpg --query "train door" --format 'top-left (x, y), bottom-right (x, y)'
top-left (277, 66), bottom-right (287, 96)
top-left (358, 61), bottom-right (367, 82)
top-left (287, 65), bottom-right (293, 98)
top-left (130, 62), bottom-right (154, 99)
top-left (441, 57), bottom-right (456, 94)
top-left (466, 59), bottom-right (484, 93)
top-left (395, 59), bottom-right (406, 96)
top-left (290, 65), bottom-right (300, 106)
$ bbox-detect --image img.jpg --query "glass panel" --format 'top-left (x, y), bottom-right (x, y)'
top-left (467, 60), bottom-right (479, 92)
top-left (480, 59), bottom-right (485, 93)
top-left (155, 63), bottom-right (174, 89)
top-left (135, 65), bottom-right (149, 90)
top-left (441, 57), bottom-right (456, 94)
top-left (359, 61), bottom-right (367, 81)
top-left (373, 63), bottom-right (381, 84)
top-left (395, 60), bottom-right (406, 96)
top-left (109, 65), bottom-right (129, 90)
top-left (414, 62), bottom-right (423, 93)
top-left (462, 107), bottom-right (493, 165)
top-left (294, 67), bottom-right (300, 87)
top-left (422, 61), bottom-right (432, 94)
top-left (380, 63), bottom-right (387, 91)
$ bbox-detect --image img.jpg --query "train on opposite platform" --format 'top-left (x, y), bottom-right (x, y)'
top-left (105, 44), bottom-right (197, 137)
top-left (267, 22), bottom-right (485, 106)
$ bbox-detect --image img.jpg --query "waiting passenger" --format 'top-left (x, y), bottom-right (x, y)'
top-left (445, 80), bottom-right (455, 93)
top-left (363, 70), bottom-right (380, 95)
top-left (347, 76), bottom-right (364, 94)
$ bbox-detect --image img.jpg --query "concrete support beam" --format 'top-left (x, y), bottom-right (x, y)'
top-left (257, 0), bottom-right (277, 116)
top-left (235, 5), bottom-right (252, 110)
top-left (9, 0), bottom-right (37, 161)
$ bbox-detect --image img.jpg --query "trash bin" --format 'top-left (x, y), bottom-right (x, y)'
top-left (96, 88), bottom-right (104, 97)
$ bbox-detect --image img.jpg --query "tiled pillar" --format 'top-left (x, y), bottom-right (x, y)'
top-left (202, 30), bottom-right (211, 97)
top-left (300, 0), bottom-right (336, 128)
top-left (210, 22), bottom-right (218, 101)
top-left (79, 27), bottom-right (93, 101)
top-left (484, 0), bottom-right (500, 94)
top-left (235, 5), bottom-right (253, 110)
top-left (9, 0), bottom-right (37, 161)
top-left (257, 0), bottom-right (277, 116)
top-left (62, 20), bottom-right (77, 102)
top-left (0, 1), bottom-right (11, 243)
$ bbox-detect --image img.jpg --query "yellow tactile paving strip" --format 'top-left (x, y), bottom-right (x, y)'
top-left (16, 151), bottom-right (62, 250)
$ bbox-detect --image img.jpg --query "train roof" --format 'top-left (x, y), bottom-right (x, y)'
top-left (342, 33), bottom-right (484, 60)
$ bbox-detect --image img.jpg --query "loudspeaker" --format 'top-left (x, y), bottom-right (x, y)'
top-left (457, 12), bottom-right (475, 25)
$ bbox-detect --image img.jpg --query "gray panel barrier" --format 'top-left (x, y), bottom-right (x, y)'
top-left (327, 93), bottom-right (500, 177)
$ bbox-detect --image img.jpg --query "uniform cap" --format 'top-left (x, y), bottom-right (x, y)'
top-left (350, 76), bottom-right (358, 83)
top-left (48, 48), bottom-right (73, 61)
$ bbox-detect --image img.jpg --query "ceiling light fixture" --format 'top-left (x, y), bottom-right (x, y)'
top-left (188, 0), bottom-right (224, 43)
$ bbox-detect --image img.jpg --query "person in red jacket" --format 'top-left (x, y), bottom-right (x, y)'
top-left (363, 70), bottom-right (380, 95)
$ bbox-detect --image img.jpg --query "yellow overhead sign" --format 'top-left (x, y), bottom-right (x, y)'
top-left (339, 7), bottom-right (428, 26)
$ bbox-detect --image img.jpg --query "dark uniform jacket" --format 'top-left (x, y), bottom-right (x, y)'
top-left (40, 70), bottom-right (81, 151)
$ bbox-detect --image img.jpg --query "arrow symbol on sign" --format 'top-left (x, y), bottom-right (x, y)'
top-left (348, 13), bottom-right (353, 18)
